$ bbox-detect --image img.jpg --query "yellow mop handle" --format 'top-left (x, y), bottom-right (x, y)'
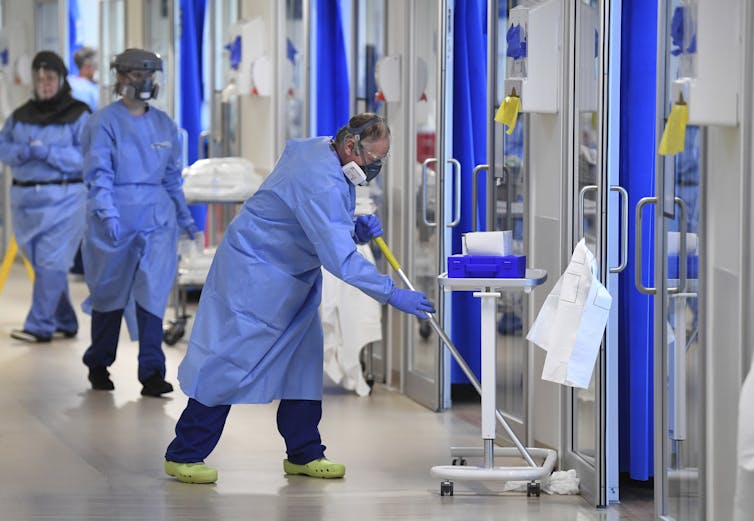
top-left (374, 236), bottom-right (401, 272)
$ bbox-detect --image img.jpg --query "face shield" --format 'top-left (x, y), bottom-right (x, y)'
top-left (30, 51), bottom-right (67, 101)
top-left (111, 48), bottom-right (164, 101)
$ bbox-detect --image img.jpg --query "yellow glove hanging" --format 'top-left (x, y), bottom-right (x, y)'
top-left (495, 91), bottom-right (522, 135)
top-left (658, 101), bottom-right (689, 156)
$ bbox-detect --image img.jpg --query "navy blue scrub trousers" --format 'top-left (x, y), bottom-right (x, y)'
top-left (165, 398), bottom-right (326, 465)
top-left (82, 302), bottom-right (167, 382)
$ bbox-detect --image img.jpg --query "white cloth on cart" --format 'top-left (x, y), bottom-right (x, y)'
top-left (527, 239), bottom-right (612, 389)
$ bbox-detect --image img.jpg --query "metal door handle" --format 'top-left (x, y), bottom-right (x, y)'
top-left (471, 164), bottom-right (489, 232)
top-left (578, 185), bottom-right (598, 239)
top-left (670, 197), bottom-right (688, 294)
top-left (635, 196), bottom-right (658, 294)
top-left (610, 186), bottom-right (629, 273)
top-left (422, 158), bottom-right (438, 227)
top-left (447, 158), bottom-right (461, 227)
top-left (198, 130), bottom-right (211, 160)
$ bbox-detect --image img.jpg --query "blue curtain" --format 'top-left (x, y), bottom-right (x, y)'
top-left (314, 0), bottom-right (349, 135)
top-left (450, 0), bottom-right (487, 383)
top-left (68, 0), bottom-right (81, 74)
top-left (180, 0), bottom-right (208, 231)
top-left (619, 0), bottom-right (657, 480)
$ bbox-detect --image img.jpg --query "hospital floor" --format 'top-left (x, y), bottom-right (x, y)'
top-left (0, 263), bottom-right (653, 521)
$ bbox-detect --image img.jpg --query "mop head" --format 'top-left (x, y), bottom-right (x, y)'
top-left (503, 469), bottom-right (580, 495)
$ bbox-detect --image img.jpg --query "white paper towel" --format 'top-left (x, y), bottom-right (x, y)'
top-left (463, 231), bottom-right (513, 256)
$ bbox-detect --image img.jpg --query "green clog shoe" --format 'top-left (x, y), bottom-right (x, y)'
top-left (164, 460), bottom-right (218, 484)
top-left (283, 458), bottom-right (346, 479)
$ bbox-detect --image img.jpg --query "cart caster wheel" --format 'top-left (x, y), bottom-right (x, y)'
top-left (440, 480), bottom-right (454, 496)
top-left (163, 322), bottom-right (185, 346)
top-left (451, 458), bottom-right (466, 466)
top-left (419, 321), bottom-right (432, 340)
top-left (526, 481), bottom-right (541, 497)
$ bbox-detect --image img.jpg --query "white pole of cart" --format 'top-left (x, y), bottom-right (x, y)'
top-left (476, 290), bottom-right (501, 469)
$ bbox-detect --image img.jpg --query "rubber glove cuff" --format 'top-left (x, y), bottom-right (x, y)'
top-left (102, 216), bottom-right (121, 242)
top-left (354, 214), bottom-right (383, 244)
top-left (184, 222), bottom-right (200, 240)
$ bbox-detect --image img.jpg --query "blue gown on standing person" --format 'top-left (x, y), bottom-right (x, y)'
top-left (81, 100), bottom-right (194, 320)
top-left (0, 88), bottom-right (90, 339)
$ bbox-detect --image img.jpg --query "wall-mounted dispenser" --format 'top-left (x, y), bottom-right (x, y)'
top-left (502, 0), bottom-right (561, 114)
top-left (374, 55), bottom-right (428, 103)
top-left (226, 18), bottom-right (266, 96)
top-left (669, 0), bottom-right (740, 127)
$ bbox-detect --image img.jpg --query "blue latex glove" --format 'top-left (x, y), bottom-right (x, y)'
top-left (29, 144), bottom-right (49, 161)
top-left (102, 217), bottom-right (120, 242)
top-left (16, 145), bottom-right (31, 163)
top-left (506, 24), bottom-right (527, 60)
top-left (388, 288), bottom-right (435, 319)
top-left (670, 6), bottom-right (685, 56)
top-left (184, 222), bottom-right (199, 240)
top-left (354, 214), bottom-right (383, 243)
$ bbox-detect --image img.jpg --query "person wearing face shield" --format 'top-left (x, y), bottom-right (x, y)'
top-left (163, 113), bottom-right (435, 484)
top-left (80, 48), bottom-right (198, 397)
top-left (0, 51), bottom-right (91, 343)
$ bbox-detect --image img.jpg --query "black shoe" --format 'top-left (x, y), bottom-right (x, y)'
top-left (88, 366), bottom-right (115, 391)
top-left (141, 373), bottom-right (174, 397)
top-left (10, 329), bottom-right (51, 343)
top-left (54, 328), bottom-right (78, 339)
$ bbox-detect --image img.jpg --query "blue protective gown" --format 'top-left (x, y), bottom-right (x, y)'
top-left (178, 137), bottom-right (395, 406)
top-left (81, 101), bottom-right (194, 318)
top-left (0, 114), bottom-right (89, 335)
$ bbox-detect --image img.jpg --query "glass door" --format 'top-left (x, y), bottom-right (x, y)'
top-left (209, 0), bottom-right (239, 158)
top-left (403, 0), bottom-right (452, 410)
top-left (490, 0), bottom-right (531, 444)
top-left (561, 0), bottom-right (621, 507)
top-left (650, 2), bottom-right (704, 518)
top-left (352, 0), bottom-right (387, 384)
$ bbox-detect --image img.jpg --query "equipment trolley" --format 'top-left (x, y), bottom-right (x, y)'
top-left (431, 271), bottom-right (557, 497)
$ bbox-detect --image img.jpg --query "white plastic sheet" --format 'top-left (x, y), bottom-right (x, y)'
top-left (182, 157), bottom-right (263, 203)
top-left (527, 239), bottom-right (612, 388)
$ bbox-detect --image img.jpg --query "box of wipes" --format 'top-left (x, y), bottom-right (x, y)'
top-left (450, 231), bottom-right (525, 278)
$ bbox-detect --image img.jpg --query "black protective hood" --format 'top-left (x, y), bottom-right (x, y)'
top-left (12, 51), bottom-right (90, 125)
